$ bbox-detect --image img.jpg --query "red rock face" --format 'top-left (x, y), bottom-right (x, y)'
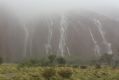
top-left (0, 8), bottom-right (119, 62)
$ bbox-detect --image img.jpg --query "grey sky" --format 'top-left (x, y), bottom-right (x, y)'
top-left (1, 0), bottom-right (119, 19)
top-left (2, 0), bottom-right (119, 10)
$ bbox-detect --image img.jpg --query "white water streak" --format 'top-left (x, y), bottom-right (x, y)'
top-left (67, 47), bottom-right (70, 56)
top-left (88, 28), bottom-right (100, 56)
top-left (29, 36), bottom-right (32, 57)
top-left (59, 14), bottom-right (69, 56)
top-left (94, 19), bottom-right (112, 54)
top-left (45, 17), bottom-right (53, 54)
top-left (23, 24), bottom-right (29, 57)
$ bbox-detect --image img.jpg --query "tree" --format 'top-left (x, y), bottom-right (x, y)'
top-left (99, 53), bottom-right (113, 65)
top-left (0, 57), bottom-right (3, 64)
top-left (48, 54), bottom-right (56, 64)
top-left (56, 57), bottom-right (66, 65)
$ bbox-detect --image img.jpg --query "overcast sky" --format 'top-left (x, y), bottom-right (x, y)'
top-left (2, 0), bottom-right (119, 10)
top-left (0, 0), bottom-right (119, 20)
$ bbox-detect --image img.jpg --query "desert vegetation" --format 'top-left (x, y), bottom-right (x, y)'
top-left (0, 54), bottom-right (118, 80)
top-left (0, 1), bottom-right (119, 80)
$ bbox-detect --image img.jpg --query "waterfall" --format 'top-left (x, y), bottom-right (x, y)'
top-left (66, 47), bottom-right (70, 56)
top-left (23, 24), bottom-right (29, 58)
top-left (29, 35), bottom-right (32, 57)
top-left (58, 14), bottom-right (69, 56)
top-left (45, 17), bottom-right (53, 54)
top-left (94, 19), bottom-right (112, 54)
top-left (88, 28), bottom-right (101, 56)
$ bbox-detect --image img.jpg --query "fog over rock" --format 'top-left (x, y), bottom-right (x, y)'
top-left (0, 6), bottom-right (119, 62)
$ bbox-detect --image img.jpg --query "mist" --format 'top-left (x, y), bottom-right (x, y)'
top-left (1, 1), bottom-right (119, 80)
top-left (1, 0), bottom-right (119, 20)
top-left (0, 0), bottom-right (119, 63)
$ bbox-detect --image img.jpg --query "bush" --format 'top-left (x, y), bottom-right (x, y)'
top-left (99, 53), bottom-right (113, 65)
top-left (0, 57), bottom-right (3, 65)
top-left (72, 64), bottom-right (79, 68)
top-left (80, 65), bottom-right (88, 69)
top-left (42, 68), bottom-right (56, 80)
top-left (48, 54), bottom-right (56, 66)
top-left (58, 68), bottom-right (73, 79)
top-left (95, 64), bottom-right (101, 69)
top-left (39, 59), bottom-right (49, 66)
top-left (56, 57), bottom-right (66, 65)
top-left (18, 59), bottom-right (40, 68)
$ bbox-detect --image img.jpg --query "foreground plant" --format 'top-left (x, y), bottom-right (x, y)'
top-left (58, 67), bottom-right (73, 79)
top-left (42, 68), bottom-right (56, 80)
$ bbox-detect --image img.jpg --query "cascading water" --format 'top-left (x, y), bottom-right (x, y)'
top-left (29, 37), bottom-right (32, 56)
top-left (23, 24), bottom-right (29, 58)
top-left (58, 14), bottom-right (70, 56)
top-left (29, 28), bottom-right (33, 57)
top-left (88, 28), bottom-right (101, 56)
top-left (66, 47), bottom-right (70, 56)
top-left (45, 17), bottom-right (53, 54)
top-left (94, 19), bottom-right (112, 54)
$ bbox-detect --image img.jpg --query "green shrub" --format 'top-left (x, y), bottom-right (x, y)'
top-left (95, 64), bottom-right (101, 69)
top-left (42, 68), bottom-right (56, 80)
top-left (56, 57), bottom-right (66, 65)
top-left (0, 57), bottom-right (3, 65)
top-left (99, 53), bottom-right (113, 65)
top-left (48, 54), bottom-right (56, 63)
top-left (72, 64), bottom-right (79, 68)
top-left (18, 59), bottom-right (40, 68)
top-left (58, 68), bottom-right (73, 79)
top-left (80, 65), bottom-right (88, 69)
